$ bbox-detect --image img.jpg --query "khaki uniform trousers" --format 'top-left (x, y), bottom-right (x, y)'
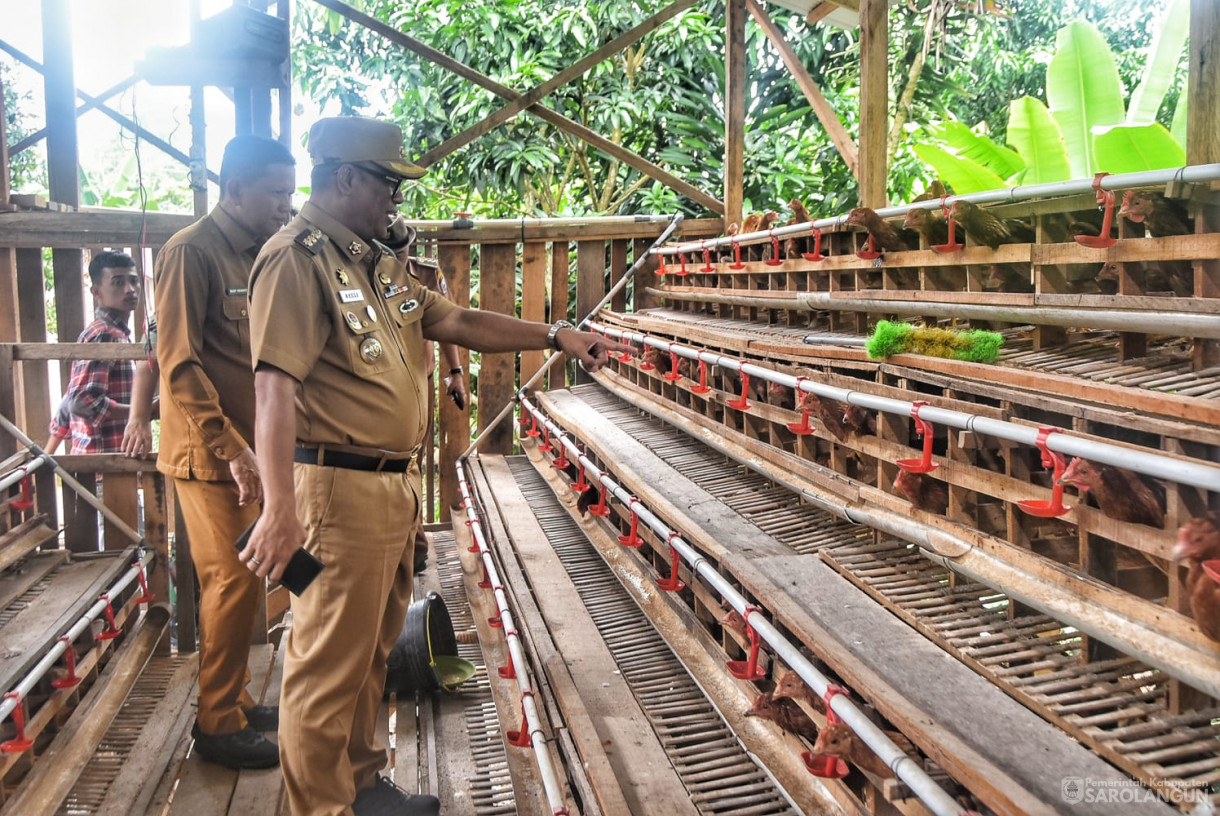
top-left (280, 462), bottom-right (420, 816)
top-left (174, 478), bottom-right (262, 734)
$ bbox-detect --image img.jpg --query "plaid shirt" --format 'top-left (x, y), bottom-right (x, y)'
top-left (49, 308), bottom-right (135, 453)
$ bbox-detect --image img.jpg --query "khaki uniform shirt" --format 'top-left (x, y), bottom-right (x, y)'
top-left (248, 201), bottom-right (457, 453)
top-left (155, 205), bottom-right (261, 481)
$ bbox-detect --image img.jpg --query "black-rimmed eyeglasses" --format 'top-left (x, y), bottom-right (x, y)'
top-left (349, 164), bottom-right (405, 197)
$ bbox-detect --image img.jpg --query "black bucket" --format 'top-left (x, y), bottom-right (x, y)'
top-left (385, 591), bottom-right (460, 696)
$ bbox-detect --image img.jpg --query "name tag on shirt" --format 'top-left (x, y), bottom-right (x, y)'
top-left (226, 287), bottom-right (248, 296)
top-left (339, 289), bottom-right (365, 303)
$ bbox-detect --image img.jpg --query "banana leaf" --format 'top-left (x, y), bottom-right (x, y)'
top-left (1092, 123), bottom-right (1186, 174)
top-left (1127, 0), bottom-right (1190, 124)
top-left (913, 144), bottom-right (1007, 194)
top-left (1006, 97), bottom-right (1071, 184)
top-left (1170, 94), bottom-right (1188, 149)
top-left (1047, 21), bottom-right (1125, 178)
top-left (927, 121), bottom-right (1025, 180)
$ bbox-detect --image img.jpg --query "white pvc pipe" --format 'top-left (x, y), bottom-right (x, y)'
top-left (0, 453), bottom-right (50, 493)
top-left (0, 550), bottom-right (154, 723)
top-left (657, 290), bottom-right (1220, 341)
top-left (455, 465), bottom-right (570, 816)
top-left (409, 213), bottom-right (677, 229)
top-left (0, 414), bottom-right (143, 545)
top-left (589, 324), bottom-right (1220, 493)
top-left (655, 163), bottom-right (1220, 254)
top-left (518, 398), bottom-right (965, 816)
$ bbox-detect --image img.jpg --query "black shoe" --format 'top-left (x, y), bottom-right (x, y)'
top-left (352, 776), bottom-right (440, 816)
top-left (243, 704), bottom-right (279, 732)
top-left (191, 722), bottom-right (280, 769)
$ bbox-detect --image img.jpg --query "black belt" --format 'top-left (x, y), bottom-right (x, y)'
top-left (294, 446), bottom-right (415, 473)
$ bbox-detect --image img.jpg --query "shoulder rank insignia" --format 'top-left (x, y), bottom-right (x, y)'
top-left (295, 228), bottom-right (326, 254)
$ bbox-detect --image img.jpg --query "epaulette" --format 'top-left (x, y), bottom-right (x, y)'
top-left (412, 256), bottom-right (440, 270)
top-left (295, 228), bottom-right (327, 255)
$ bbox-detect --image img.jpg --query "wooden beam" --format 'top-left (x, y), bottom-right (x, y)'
top-left (437, 242), bottom-right (470, 514)
top-left (0, 39), bottom-right (219, 185)
top-left (7, 76), bottom-right (140, 156)
top-left (725, 0), bottom-right (746, 228)
top-left (857, 0), bottom-right (888, 207)
top-left (746, 0), bottom-right (858, 180)
top-left (40, 0), bottom-right (79, 210)
top-left (310, 0), bottom-right (723, 215)
top-left (476, 243), bottom-right (517, 455)
top-left (418, 0), bottom-right (698, 166)
top-left (1189, 0), bottom-right (1220, 369)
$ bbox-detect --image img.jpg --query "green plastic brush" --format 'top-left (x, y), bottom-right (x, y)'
top-left (865, 320), bottom-right (1004, 363)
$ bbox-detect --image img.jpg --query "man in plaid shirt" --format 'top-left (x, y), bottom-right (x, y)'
top-left (47, 251), bottom-right (141, 454)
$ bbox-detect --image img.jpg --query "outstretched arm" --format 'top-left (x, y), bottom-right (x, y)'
top-left (423, 309), bottom-right (629, 372)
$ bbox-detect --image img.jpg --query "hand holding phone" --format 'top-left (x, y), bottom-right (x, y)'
top-left (235, 517), bottom-right (324, 596)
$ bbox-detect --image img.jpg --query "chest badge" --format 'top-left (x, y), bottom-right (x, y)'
top-left (335, 269), bottom-right (350, 286)
top-left (378, 272), bottom-right (392, 285)
top-left (345, 311), bottom-right (363, 331)
top-left (365, 304), bottom-right (378, 323)
top-left (360, 337), bottom-right (383, 363)
top-left (399, 298), bottom-right (420, 315)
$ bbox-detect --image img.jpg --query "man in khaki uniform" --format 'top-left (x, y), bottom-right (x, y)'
top-left (155, 134), bottom-right (296, 769)
top-left (244, 116), bottom-right (627, 816)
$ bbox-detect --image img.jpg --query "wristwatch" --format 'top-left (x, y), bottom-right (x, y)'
top-left (546, 320), bottom-right (573, 351)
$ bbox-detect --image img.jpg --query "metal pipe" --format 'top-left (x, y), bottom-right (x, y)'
top-left (1, 604), bottom-right (170, 816)
top-left (0, 550), bottom-right (155, 723)
top-left (409, 213), bottom-right (677, 229)
top-left (590, 324), bottom-right (1220, 493)
top-left (455, 464), bottom-right (570, 816)
top-left (586, 377), bottom-right (1220, 700)
top-left (799, 292), bottom-right (1220, 340)
top-left (519, 398), bottom-right (966, 816)
top-left (656, 163), bottom-right (1220, 254)
top-left (0, 412), bottom-right (143, 545)
top-left (0, 452), bottom-right (50, 493)
top-left (457, 212), bottom-right (685, 463)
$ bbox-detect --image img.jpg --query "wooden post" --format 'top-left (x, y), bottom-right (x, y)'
top-left (548, 241), bottom-right (570, 391)
top-left (1189, 0), bottom-right (1220, 369)
top-left (574, 240), bottom-right (605, 385)
top-left (437, 242), bottom-right (471, 515)
top-left (41, 0), bottom-right (79, 210)
top-left (724, 0), bottom-right (746, 229)
top-left (476, 243), bottom-right (516, 455)
top-left (609, 239), bottom-right (629, 313)
top-left (14, 249), bottom-right (55, 520)
top-left (858, 0), bottom-right (888, 208)
top-left (632, 237), bottom-right (660, 313)
top-left (520, 242), bottom-right (547, 384)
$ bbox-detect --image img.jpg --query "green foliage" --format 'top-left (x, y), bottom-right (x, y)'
top-left (1126, 0), bottom-right (1190, 124)
top-left (1092, 122), bottom-right (1185, 173)
top-left (1046, 21), bottom-right (1126, 178)
top-left (1006, 96), bottom-right (1071, 184)
top-left (912, 142), bottom-right (1007, 194)
top-left (2, 62), bottom-right (46, 192)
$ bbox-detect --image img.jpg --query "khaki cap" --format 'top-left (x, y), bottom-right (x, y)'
top-left (307, 116), bottom-right (426, 180)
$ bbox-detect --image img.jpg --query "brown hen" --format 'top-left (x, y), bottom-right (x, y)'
top-left (1058, 458), bottom-right (1165, 528)
top-left (768, 380), bottom-right (796, 410)
top-left (845, 207), bottom-right (914, 253)
top-left (744, 691), bottom-right (820, 743)
top-left (811, 723), bottom-right (917, 781)
top-left (1172, 516), bottom-right (1220, 642)
top-left (950, 200), bottom-right (1035, 249)
top-left (1120, 191), bottom-right (1192, 237)
top-left (771, 670), bottom-right (827, 715)
top-left (893, 469), bottom-right (948, 515)
top-left (785, 199), bottom-right (812, 258)
top-left (798, 392), bottom-right (852, 443)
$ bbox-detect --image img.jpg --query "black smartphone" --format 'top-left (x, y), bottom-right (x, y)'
top-left (451, 390), bottom-right (466, 410)
top-left (234, 518), bottom-right (325, 597)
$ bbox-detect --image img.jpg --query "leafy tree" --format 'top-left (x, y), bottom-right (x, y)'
top-left (2, 61), bottom-right (46, 193)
